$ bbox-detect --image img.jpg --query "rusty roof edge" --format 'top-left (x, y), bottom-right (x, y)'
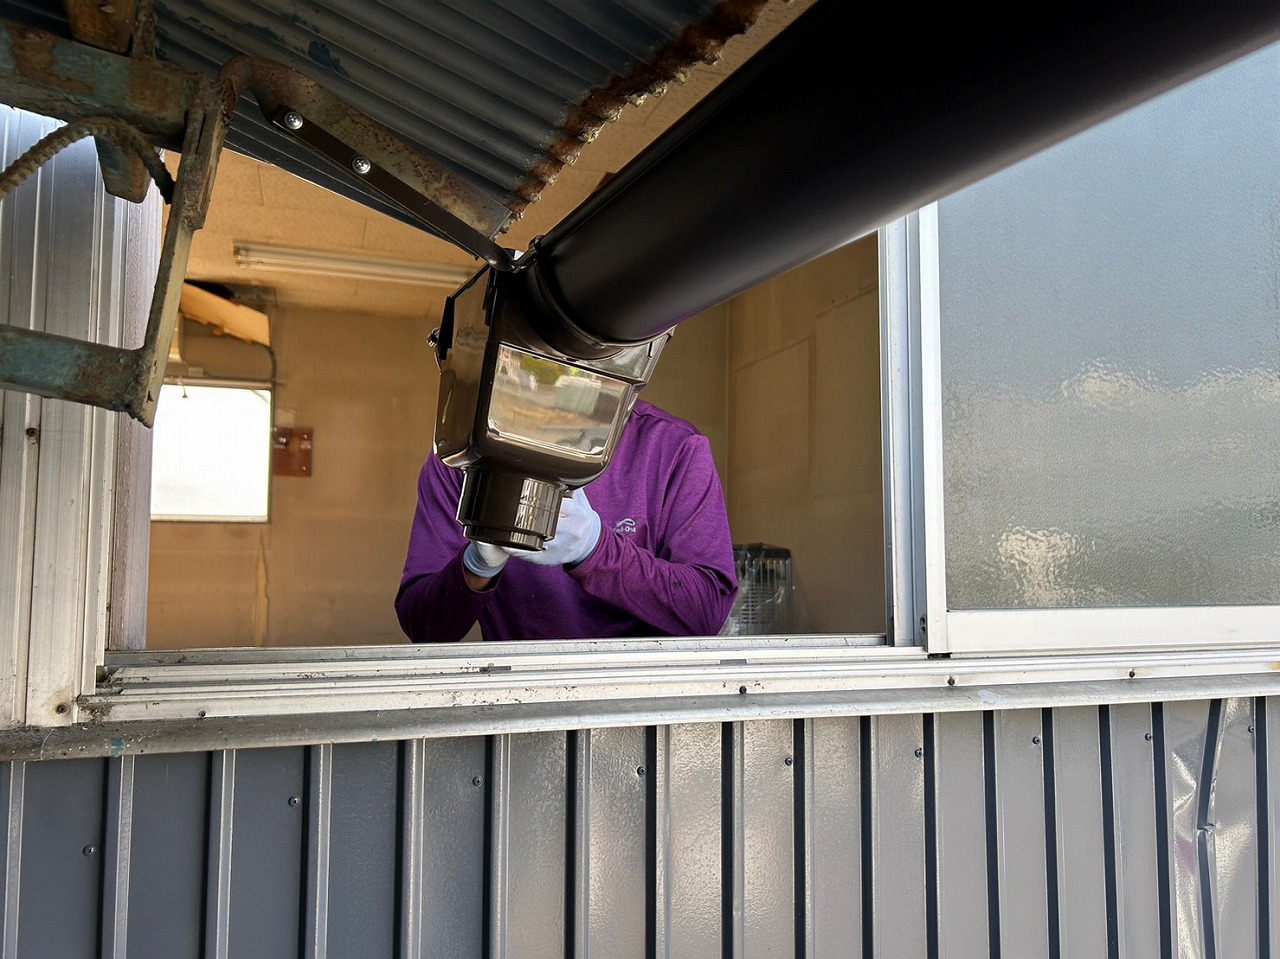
top-left (509, 0), bottom-right (772, 228)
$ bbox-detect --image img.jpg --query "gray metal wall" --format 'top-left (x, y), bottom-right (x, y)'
top-left (0, 698), bottom-right (1272, 958)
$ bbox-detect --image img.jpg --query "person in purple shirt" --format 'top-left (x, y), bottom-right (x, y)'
top-left (396, 400), bottom-right (738, 642)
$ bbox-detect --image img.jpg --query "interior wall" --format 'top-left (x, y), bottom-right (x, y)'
top-left (724, 236), bottom-right (885, 634)
top-left (147, 305), bottom-right (729, 649)
top-left (147, 307), bottom-right (436, 648)
top-left (637, 304), bottom-right (730, 484)
top-left (147, 237), bottom-right (881, 647)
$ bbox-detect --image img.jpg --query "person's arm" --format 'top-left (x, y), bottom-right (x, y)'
top-left (566, 435), bottom-right (737, 636)
top-left (395, 454), bottom-right (497, 643)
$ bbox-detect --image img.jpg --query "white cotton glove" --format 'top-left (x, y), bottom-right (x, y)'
top-left (461, 488), bottom-right (602, 577)
top-left (462, 539), bottom-right (511, 579)
top-left (510, 487), bottom-right (603, 568)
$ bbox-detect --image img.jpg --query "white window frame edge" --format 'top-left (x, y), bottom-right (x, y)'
top-left (150, 377), bottom-right (274, 524)
top-left (915, 202), bottom-right (1280, 655)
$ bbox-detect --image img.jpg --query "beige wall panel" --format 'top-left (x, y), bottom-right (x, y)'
top-left (812, 293), bottom-right (882, 499)
top-left (179, 321), bottom-right (274, 379)
top-left (147, 525), bottom-right (260, 648)
top-left (727, 282), bottom-right (783, 370)
top-left (725, 236), bottom-right (884, 635)
top-left (205, 151), bottom-right (265, 205)
top-left (728, 238), bottom-right (878, 371)
top-left (730, 340), bottom-right (810, 476)
top-left (358, 216), bottom-right (479, 264)
top-left (347, 283), bottom-right (451, 322)
top-left (641, 304), bottom-right (730, 481)
top-left (804, 491), bottom-right (886, 634)
top-left (147, 306), bottom-right (435, 648)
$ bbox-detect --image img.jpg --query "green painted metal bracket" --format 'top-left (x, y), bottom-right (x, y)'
top-left (0, 21), bottom-right (229, 424)
top-left (0, 19), bottom-right (493, 424)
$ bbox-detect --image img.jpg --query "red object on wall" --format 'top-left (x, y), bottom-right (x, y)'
top-left (272, 427), bottom-right (313, 476)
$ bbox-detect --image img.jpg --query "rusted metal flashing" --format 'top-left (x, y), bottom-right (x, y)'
top-left (515, 0), bottom-right (772, 219)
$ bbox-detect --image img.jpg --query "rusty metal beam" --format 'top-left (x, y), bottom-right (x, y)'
top-left (133, 84), bottom-right (231, 422)
top-left (0, 21), bottom-right (193, 148)
top-left (0, 32), bottom-right (229, 424)
top-left (1, 22), bottom-right (487, 424)
top-left (0, 326), bottom-right (142, 412)
top-left (64, 0), bottom-right (140, 55)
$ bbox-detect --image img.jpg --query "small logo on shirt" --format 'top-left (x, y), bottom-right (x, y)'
top-left (614, 518), bottom-right (638, 535)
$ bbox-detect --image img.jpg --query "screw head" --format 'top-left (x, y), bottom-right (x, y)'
top-left (636, 766), bottom-right (646, 776)
top-left (1032, 736), bottom-right (1042, 746)
top-left (352, 155), bottom-right (372, 176)
top-left (947, 676), bottom-right (956, 687)
top-left (283, 111), bottom-right (304, 131)
top-left (738, 685), bottom-right (747, 695)
top-left (472, 776), bottom-right (483, 787)
top-left (82, 845), bottom-right (96, 856)
top-left (783, 756), bottom-right (793, 767)
top-left (54, 703), bottom-right (68, 715)
top-left (287, 796), bottom-right (300, 807)
top-left (1145, 731), bottom-right (1154, 741)
top-left (914, 747), bottom-right (924, 758)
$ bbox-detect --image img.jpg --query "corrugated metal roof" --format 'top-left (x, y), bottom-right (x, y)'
top-left (1, 0), bottom-right (772, 238)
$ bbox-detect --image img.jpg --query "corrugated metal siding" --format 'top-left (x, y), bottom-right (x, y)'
top-left (0, 104), bottom-right (159, 724)
top-left (0, 0), bottom-right (767, 235)
top-left (0, 700), bottom-right (1274, 957)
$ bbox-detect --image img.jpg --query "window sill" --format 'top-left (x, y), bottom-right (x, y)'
top-left (1, 638), bottom-right (1278, 760)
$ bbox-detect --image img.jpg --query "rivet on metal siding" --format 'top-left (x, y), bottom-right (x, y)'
top-left (783, 756), bottom-right (793, 767)
top-left (82, 845), bottom-right (96, 856)
top-left (352, 156), bottom-right (372, 176)
top-left (1032, 736), bottom-right (1042, 745)
top-left (947, 676), bottom-right (956, 687)
top-left (1145, 732), bottom-right (1153, 741)
top-left (1128, 669), bottom-right (1136, 678)
top-left (472, 776), bottom-right (483, 787)
top-left (914, 747), bottom-right (923, 758)
top-left (197, 709), bottom-right (206, 718)
top-left (283, 111), bottom-right (304, 131)
top-left (1249, 726), bottom-right (1256, 734)
top-left (636, 765), bottom-right (646, 776)
top-left (287, 796), bottom-right (300, 807)
top-left (738, 685), bottom-right (747, 694)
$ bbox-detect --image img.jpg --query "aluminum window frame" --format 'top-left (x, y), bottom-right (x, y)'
top-left (910, 201), bottom-right (1280, 656)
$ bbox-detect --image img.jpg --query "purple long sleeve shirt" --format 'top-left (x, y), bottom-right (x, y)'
top-left (395, 400), bottom-right (738, 642)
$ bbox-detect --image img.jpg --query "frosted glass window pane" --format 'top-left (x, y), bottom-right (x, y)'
top-left (151, 385), bottom-right (272, 521)
top-left (937, 44), bottom-right (1280, 610)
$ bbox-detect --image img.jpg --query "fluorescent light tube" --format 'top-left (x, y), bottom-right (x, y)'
top-left (234, 244), bottom-right (476, 288)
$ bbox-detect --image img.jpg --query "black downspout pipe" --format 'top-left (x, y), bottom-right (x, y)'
top-left (525, 0), bottom-right (1280, 351)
